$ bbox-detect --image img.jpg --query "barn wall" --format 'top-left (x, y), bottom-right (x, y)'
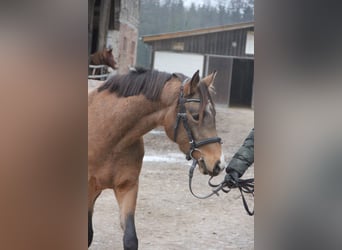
top-left (207, 56), bottom-right (233, 104)
top-left (145, 25), bottom-right (254, 107)
top-left (150, 27), bottom-right (254, 58)
top-left (115, 22), bottom-right (138, 73)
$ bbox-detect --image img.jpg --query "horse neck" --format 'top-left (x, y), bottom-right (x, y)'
top-left (157, 80), bottom-right (181, 127)
top-left (103, 95), bottom-right (175, 148)
top-left (90, 81), bottom-right (180, 148)
top-left (119, 82), bottom-right (180, 139)
top-left (126, 97), bottom-right (174, 133)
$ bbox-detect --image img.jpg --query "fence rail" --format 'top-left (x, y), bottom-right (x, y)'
top-left (88, 64), bottom-right (109, 80)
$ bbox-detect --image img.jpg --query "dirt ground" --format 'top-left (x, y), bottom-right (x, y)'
top-left (89, 83), bottom-right (254, 250)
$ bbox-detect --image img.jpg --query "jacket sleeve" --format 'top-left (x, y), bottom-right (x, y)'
top-left (226, 128), bottom-right (254, 177)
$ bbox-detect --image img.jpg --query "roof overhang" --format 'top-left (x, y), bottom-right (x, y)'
top-left (142, 22), bottom-right (254, 43)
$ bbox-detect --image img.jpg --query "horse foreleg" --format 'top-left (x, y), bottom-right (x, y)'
top-left (88, 176), bottom-right (102, 247)
top-left (113, 176), bottom-right (140, 250)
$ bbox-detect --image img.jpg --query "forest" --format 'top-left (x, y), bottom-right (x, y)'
top-left (137, 0), bottom-right (254, 67)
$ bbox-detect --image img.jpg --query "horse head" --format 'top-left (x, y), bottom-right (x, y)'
top-left (164, 70), bottom-right (225, 176)
top-left (102, 47), bottom-right (118, 69)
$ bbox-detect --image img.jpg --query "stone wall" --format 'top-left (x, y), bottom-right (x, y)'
top-left (107, 0), bottom-right (139, 74)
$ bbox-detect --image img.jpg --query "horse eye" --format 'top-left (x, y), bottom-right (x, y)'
top-left (191, 113), bottom-right (199, 121)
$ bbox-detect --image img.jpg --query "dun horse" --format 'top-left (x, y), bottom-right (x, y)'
top-left (88, 68), bottom-right (224, 249)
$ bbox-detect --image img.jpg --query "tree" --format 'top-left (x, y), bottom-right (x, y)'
top-left (228, 0), bottom-right (244, 23)
top-left (185, 3), bottom-right (198, 29)
top-left (137, 0), bottom-right (254, 67)
top-left (242, 6), bottom-right (254, 22)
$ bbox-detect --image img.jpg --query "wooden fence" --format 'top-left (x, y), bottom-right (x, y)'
top-left (88, 65), bottom-right (109, 80)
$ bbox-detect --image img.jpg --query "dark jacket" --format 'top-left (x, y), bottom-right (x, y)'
top-left (226, 128), bottom-right (254, 177)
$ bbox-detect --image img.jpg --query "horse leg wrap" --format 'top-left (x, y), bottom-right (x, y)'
top-left (123, 214), bottom-right (138, 250)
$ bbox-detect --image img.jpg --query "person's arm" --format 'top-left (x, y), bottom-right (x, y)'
top-left (226, 128), bottom-right (254, 181)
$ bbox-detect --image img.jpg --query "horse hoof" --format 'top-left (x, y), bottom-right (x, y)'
top-left (123, 234), bottom-right (138, 250)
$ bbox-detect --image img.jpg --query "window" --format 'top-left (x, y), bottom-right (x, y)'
top-left (245, 31), bottom-right (254, 55)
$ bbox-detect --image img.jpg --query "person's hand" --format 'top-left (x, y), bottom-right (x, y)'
top-left (224, 169), bottom-right (240, 188)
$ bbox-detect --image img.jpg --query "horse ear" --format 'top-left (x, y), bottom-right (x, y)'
top-left (186, 70), bottom-right (200, 95)
top-left (201, 70), bottom-right (217, 87)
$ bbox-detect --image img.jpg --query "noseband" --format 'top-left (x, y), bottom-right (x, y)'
top-left (173, 79), bottom-right (222, 161)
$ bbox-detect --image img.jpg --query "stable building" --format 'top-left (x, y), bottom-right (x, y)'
top-left (88, 0), bottom-right (140, 74)
top-left (142, 22), bottom-right (254, 108)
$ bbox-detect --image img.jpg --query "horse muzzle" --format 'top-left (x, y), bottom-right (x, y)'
top-left (198, 159), bottom-right (224, 176)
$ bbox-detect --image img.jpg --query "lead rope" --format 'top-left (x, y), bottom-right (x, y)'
top-left (188, 159), bottom-right (225, 199)
top-left (221, 177), bottom-right (254, 216)
top-left (188, 160), bottom-right (255, 216)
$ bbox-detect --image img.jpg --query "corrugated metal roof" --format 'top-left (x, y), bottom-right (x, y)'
top-left (142, 22), bottom-right (254, 43)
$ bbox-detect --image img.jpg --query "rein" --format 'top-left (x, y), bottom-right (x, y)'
top-left (173, 78), bottom-right (254, 216)
top-left (210, 175), bottom-right (254, 216)
top-left (188, 157), bottom-right (254, 216)
top-left (188, 159), bottom-right (223, 199)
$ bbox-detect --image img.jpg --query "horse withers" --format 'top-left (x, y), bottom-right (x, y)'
top-left (88, 68), bottom-right (224, 249)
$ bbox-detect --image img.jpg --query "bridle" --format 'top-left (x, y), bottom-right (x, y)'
top-left (173, 78), bottom-right (222, 162)
top-left (173, 78), bottom-right (255, 216)
top-left (173, 78), bottom-right (222, 199)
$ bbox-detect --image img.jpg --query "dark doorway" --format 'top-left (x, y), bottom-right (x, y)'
top-left (229, 59), bottom-right (254, 107)
top-left (207, 56), bottom-right (233, 104)
top-left (90, 0), bottom-right (101, 54)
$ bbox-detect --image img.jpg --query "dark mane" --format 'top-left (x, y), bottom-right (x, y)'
top-left (98, 68), bottom-right (173, 101)
top-left (97, 68), bottom-right (215, 121)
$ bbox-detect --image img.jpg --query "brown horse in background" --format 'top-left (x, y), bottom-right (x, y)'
top-left (89, 47), bottom-right (118, 75)
top-left (88, 68), bottom-right (224, 249)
